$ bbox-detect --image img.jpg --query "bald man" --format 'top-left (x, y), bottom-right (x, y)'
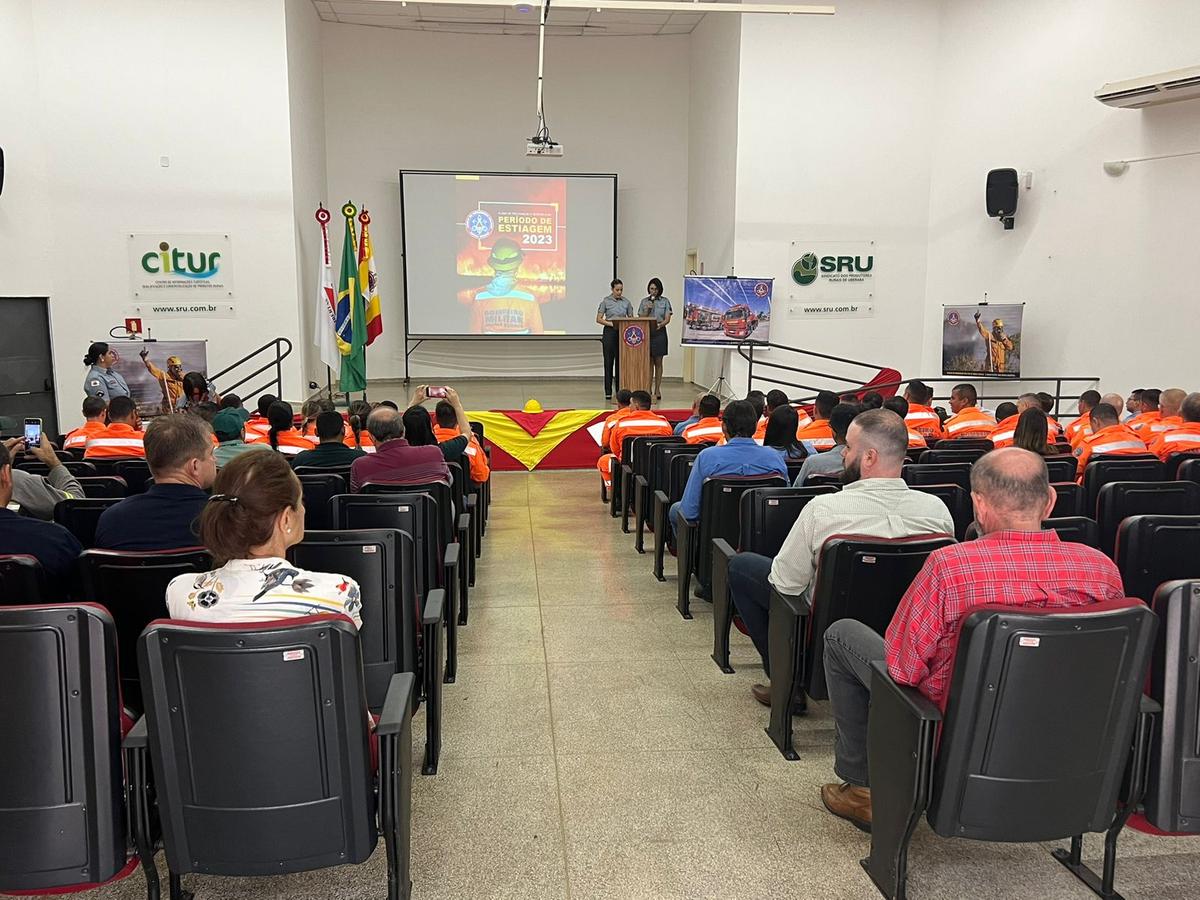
top-left (1150, 388), bottom-right (1187, 436)
top-left (988, 393), bottom-right (1056, 449)
top-left (820, 448), bottom-right (1126, 832)
top-left (1071, 392), bottom-right (1129, 449)
top-left (1148, 392), bottom-right (1200, 461)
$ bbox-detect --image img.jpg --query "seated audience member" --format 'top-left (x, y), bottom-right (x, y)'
top-left (994, 401), bottom-right (1018, 421)
top-left (84, 396), bottom-right (145, 459)
top-left (861, 391), bottom-right (883, 410)
top-left (1063, 390), bottom-right (1100, 445)
top-left (819, 448), bottom-right (1125, 830)
top-left (794, 403), bottom-right (860, 485)
top-left (673, 394), bottom-right (701, 437)
top-left (247, 401), bottom-right (313, 456)
top-left (1012, 408), bottom-right (1057, 456)
top-left (882, 397), bottom-right (926, 449)
top-left (755, 390), bottom-right (800, 441)
top-left (433, 400), bottom-right (490, 484)
top-left (903, 380), bottom-right (943, 440)
top-left (350, 406), bottom-right (449, 492)
top-left (989, 393), bottom-right (1057, 449)
top-left (602, 389), bottom-right (636, 444)
top-left (596, 391), bottom-right (673, 490)
top-left (175, 371), bottom-right (220, 412)
top-left (0, 441), bottom-right (83, 596)
top-left (298, 398), bottom-right (328, 439)
top-left (682, 394), bottom-right (724, 444)
top-left (746, 390), bottom-right (766, 422)
top-left (166, 451), bottom-right (361, 626)
top-left (404, 387), bottom-right (471, 467)
top-left (671, 399), bottom-right (788, 538)
top-left (731, 409), bottom-right (953, 705)
top-left (1126, 388), bottom-right (1161, 433)
top-left (5, 436), bottom-right (84, 520)
top-left (94, 414), bottom-right (216, 551)
top-left (294, 411), bottom-right (367, 468)
top-left (192, 401), bottom-right (220, 425)
top-left (796, 391), bottom-right (839, 452)
top-left (1124, 389), bottom-right (1144, 423)
top-left (346, 399), bottom-right (376, 452)
top-left (764, 406), bottom-right (807, 460)
top-left (1035, 392), bottom-right (1062, 436)
top-left (219, 392), bottom-right (251, 422)
top-left (64, 397), bottom-right (108, 451)
top-left (244, 394), bottom-right (276, 441)
top-left (1149, 388), bottom-right (1186, 436)
top-left (1149, 392), bottom-right (1200, 461)
top-left (212, 408), bottom-right (267, 467)
top-left (1078, 392), bottom-right (1128, 449)
top-left (941, 383), bottom-right (996, 439)
top-left (1072, 402), bottom-right (1148, 480)
top-left (377, 400), bottom-right (399, 411)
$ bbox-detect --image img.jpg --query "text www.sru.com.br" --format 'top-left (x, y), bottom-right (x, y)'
top-left (804, 305), bottom-right (861, 314)
top-left (148, 304), bottom-right (220, 314)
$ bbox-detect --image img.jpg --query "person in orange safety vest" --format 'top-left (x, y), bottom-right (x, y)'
top-left (941, 384), bottom-right (997, 439)
top-left (1147, 388), bottom-right (1186, 438)
top-left (684, 394), bottom-right (725, 445)
top-left (433, 402), bottom-right (490, 484)
top-left (84, 396), bottom-right (146, 459)
top-left (753, 389), bottom-right (811, 441)
top-left (883, 396), bottom-right (927, 449)
top-left (1073, 402), bottom-right (1149, 481)
top-left (64, 396), bottom-right (109, 451)
top-left (989, 393), bottom-right (1058, 449)
top-left (902, 379), bottom-right (943, 441)
top-left (596, 391), bottom-right (673, 490)
top-left (794, 390), bottom-right (839, 451)
top-left (1125, 388), bottom-right (1163, 435)
top-left (1148, 392), bottom-right (1200, 462)
top-left (1063, 390), bottom-right (1100, 446)
top-left (600, 390), bottom-right (634, 452)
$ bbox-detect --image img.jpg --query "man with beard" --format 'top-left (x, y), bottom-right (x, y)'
top-left (727, 409), bottom-right (955, 707)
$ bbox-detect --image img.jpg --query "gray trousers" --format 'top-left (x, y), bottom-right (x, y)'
top-left (823, 618), bottom-right (886, 788)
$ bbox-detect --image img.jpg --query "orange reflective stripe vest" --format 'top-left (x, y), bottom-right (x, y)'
top-left (942, 407), bottom-right (996, 439)
top-left (84, 423), bottom-right (146, 459)
top-left (905, 405), bottom-right (943, 441)
top-left (64, 421), bottom-right (106, 450)
top-left (1073, 423), bottom-right (1148, 480)
top-left (683, 417), bottom-right (724, 445)
top-left (796, 419), bottom-right (836, 451)
top-left (1148, 423), bottom-right (1200, 462)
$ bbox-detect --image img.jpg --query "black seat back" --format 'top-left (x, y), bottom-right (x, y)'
top-left (918, 448), bottom-right (987, 465)
top-left (903, 463), bottom-right (972, 492)
top-left (0, 605), bottom-right (126, 890)
top-left (58, 460), bottom-right (97, 477)
top-left (289, 529), bottom-right (416, 711)
top-left (664, 452), bottom-right (698, 505)
top-left (1050, 482), bottom-right (1084, 518)
top-left (112, 460), bottom-right (152, 494)
top-left (928, 600), bottom-right (1155, 841)
top-left (630, 436), bottom-right (681, 481)
top-left (362, 481), bottom-right (453, 550)
top-left (1165, 454), bottom-right (1200, 482)
top-left (137, 616), bottom-right (377, 876)
top-left (78, 548), bottom-right (212, 710)
top-left (331, 493), bottom-right (438, 596)
top-left (1181, 459), bottom-right (1200, 487)
top-left (649, 443), bottom-right (702, 501)
top-left (0, 555), bottom-right (47, 606)
top-left (738, 486), bottom-right (838, 556)
top-left (53, 497), bottom-right (123, 549)
top-left (1144, 580), bottom-right (1200, 832)
top-left (75, 476), bottom-right (129, 498)
top-left (1097, 480), bottom-right (1200, 559)
top-left (297, 473), bottom-right (346, 531)
top-left (1043, 456), bottom-right (1078, 484)
top-left (294, 464), bottom-right (354, 485)
top-left (910, 483), bottom-right (972, 540)
top-left (1041, 516), bottom-right (1100, 548)
top-left (931, 438), bottom-right (992, 452)
top-left (1083, 457), bottom-right (1162, 515)
top-left (693, 475), bottom-right (787, 579)
top-left (1116, 515), bottom-right (1200, 604)
top-left (805, 535), bottom-right (954, 699)
top-left (804, 472), bottom-right (844, 489)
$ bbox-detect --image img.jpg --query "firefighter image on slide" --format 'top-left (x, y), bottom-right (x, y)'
top-left (974, 311), bottom-right (1014, 374)
top-left (469, 238), bottom-right (544, 335)
top-left (139, 349), bottom-right (185, 413)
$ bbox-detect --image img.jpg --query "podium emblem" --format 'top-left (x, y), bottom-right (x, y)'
top-left (623, 325), bottom-right (646, 348)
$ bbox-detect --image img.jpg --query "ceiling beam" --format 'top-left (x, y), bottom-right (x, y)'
top-left (358, 0), bottom-right (835, 15)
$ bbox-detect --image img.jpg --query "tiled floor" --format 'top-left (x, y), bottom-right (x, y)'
top-left (85, 470), bottom-right (1200, 899)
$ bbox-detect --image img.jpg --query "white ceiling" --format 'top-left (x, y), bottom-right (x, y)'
top-left (313, 0), bottom-right (709, 36)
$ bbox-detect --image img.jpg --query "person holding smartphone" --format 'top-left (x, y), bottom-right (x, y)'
top-left (83, 342), bottom-right (131, 403)
top-left (0, 440), bottom-right (83, 598)
top-left (4, 432), bottom-right (85, 521)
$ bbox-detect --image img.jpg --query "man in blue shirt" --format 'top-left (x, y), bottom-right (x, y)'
top-left (94, 414), bottom-right (216, 551)
top-left (673, 395), bottom-right (702, 436)
top-left (0, 441), bottom-right (82, 597)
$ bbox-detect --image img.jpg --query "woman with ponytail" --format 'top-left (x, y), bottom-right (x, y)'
top-left (346, 400), bottom-right (376, 452)
top-left (165, 451), bottom-right (361, 626)
top-left (251, 400), bottom-right (312, 456)
top-left (82, 341), bottom-right (132, 403)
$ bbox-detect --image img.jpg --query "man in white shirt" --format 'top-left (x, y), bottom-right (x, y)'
top-left (728, 408), bottom-right (955, 706)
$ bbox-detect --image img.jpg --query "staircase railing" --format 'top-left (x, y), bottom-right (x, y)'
top-left (210, 337), bottom-right (292, 403)
top-left (738, 341), bottom-right (1098, 418)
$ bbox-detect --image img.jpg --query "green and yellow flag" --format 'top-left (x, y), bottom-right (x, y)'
top-left (337, 202), bottom-right (367, 392)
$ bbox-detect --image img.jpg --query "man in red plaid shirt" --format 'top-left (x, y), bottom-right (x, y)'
top-left (820, 447), bottom-right (1125, 832)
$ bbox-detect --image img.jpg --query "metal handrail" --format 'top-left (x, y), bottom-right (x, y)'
top-left (210, 337), bottom-right (292, 402)
top-left (739, 340), bottom-right (1098, 417)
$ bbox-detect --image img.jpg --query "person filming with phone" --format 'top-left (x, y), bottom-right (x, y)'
top-left (4, 424), bottom-right (86, 521)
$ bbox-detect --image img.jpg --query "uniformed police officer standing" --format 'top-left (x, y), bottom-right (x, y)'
top-left (638, 277), bottom-right (673, 402)
top-left (83, 342), bottom-right (132, 403)
top-left (596, 278), bottom-right (633, 402)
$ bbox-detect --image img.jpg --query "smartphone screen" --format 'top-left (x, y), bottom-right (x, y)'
top-left (24, 418), bottom-right (42, 446)
top-left (428, 386), bottom-right (448, 399)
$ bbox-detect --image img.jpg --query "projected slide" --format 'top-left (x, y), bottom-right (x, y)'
top-left (681, 276), bottom-right (774, 347)
top-left (401, 171), bottom-right (616, 338)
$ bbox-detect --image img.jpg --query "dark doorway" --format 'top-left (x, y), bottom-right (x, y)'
top-left (0, 298), bottom-right (58, 440)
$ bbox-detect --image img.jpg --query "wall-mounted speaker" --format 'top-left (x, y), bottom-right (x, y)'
top-left (986, 168), bottom-right (1017, 229)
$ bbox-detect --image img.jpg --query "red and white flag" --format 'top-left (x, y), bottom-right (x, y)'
top-left (313, 205), bottom-right (341, 372)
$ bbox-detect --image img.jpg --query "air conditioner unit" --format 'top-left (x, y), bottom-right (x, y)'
top-left (1095, 65), bottom-right (1200, 109)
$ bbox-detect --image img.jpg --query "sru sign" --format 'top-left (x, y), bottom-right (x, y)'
top-left (820, 255), bottom-right (874, 273)
top-left (792, 252), bottom-right (874, 286)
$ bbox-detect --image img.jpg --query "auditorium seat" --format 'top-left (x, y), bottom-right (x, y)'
top-left (1083, 456), bottom-right (1162, 516)
top-left (1115, 515), bottom-right (1200, 604)
top-left (635, 443), bottom-right (701, 554)
top-left (1177, 458), bottom-right (1200, 487)
top-left (0, 604), bottom-right (147, 894)
top-left (1164, 453), bottom-right (1200, 482)
top-left (1144, 580), bottom-right (1200, 833)
top-left (112, 459), bottom-right (152, 494)
top-left (863, 600), bottom-right (1156, 900)
top-left (609, 435), bottom-right (639, 519)
top-left (289, 528), bottom-right (445, 775)
top-left (931, 438), bottom-right (993, 452)
top-left (910, 483), bottom-right (973, 540)
top-left (710, 485), bottom-right (838, 673)
top-left (77, 547), bottom-right (212, 711)
top-left (652, 453), bottom-right (697, 582)
top-left (75, 475), bottom-right (129, 498)
top-left (963, 517), bottom-right (1099, 548)
top-left (918, 448), bottom-right (988, 465)
top-left (766, 535), bottom-right (953, 760)
top-left (622, 435), bottom-right (682, 534)
top-left (903, 462), bottom-right (972, 492)
top-left (53, 497), bottom-right (123, 549)
top-left (803, 472), bottom-right (844, 489)
top-left (445, 461), bottom-right (479, 593)
top-left (1050, 482), bottom-right (1085, 518)
top-left (675, 474), bottom-right (786, 619)
top-left (129, 618), bottom-right (415, 898)
top-left (17, 459), bottom-right (97, 478)
top-left (1043, 455), bottom-right (1078, 484)
top-left (297, 472), bottom-right (346, 531)
top-left (294, 464), bottom-right (354, 485)
top-left (1096, 481), bottom-right (1200, 558)
top-left (0, 554), bottom-right (46, 606)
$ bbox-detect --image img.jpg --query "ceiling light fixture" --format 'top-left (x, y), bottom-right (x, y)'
top-left (364, 0), bottom-right (835, 15)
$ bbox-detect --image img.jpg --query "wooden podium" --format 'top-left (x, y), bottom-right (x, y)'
top-left (611, 316), bottom-right (657, 393)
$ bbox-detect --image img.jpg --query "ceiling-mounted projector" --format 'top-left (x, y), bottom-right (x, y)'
top-left (526, 138), bottom-right (563, 157)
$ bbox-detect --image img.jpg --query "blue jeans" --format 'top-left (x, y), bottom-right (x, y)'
top-left (669, 501), bottom-right (685, 538)
top-left (823, 619), bottom-right (885, 788)
top-left (728, 552), bottom-right (774, 675)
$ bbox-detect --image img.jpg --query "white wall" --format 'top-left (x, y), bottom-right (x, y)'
top-left (1, 0), bottom-right (305, 430)
top-left (923, 0), bottom-right (1200, 397)
top-left (320, 23), bottom-right (691, 381)
top-left (730, 0), bottom-right (942, 399)
top-left (686, 12), bottom-right (742, 391)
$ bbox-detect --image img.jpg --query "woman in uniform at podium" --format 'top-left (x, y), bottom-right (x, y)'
top-left (638, 277), bottom-right (673, 402)
top-left (82, 341), bottom-right (132, 403)
top-left (596, 279), bottom-right (633, 402)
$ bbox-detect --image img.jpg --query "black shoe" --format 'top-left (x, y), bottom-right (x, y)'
top-left (605, 395), bottom-right (613, 402)
top-left (693, 584), bottom-right (712, 602)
